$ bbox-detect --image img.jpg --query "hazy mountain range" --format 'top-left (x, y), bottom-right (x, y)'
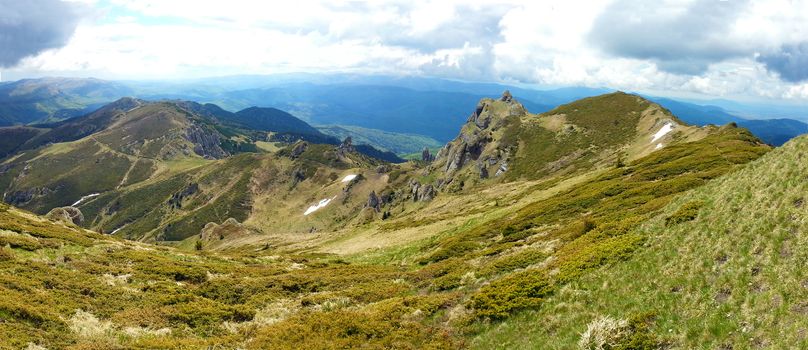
top-left (2, 75), bottom-right (805, 148)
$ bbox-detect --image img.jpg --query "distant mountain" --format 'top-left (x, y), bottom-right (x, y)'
top-left (233, 107), bottom-right (322, 135)
top-left (650, 97), bottom-right (808, 145)
top-left (221, 84), bottom-right (554, 142)
top-left (0, 77), bottom-right (132, 125)
top-left (316, 124), bottom-right (443, 155)
top-left (1, 75), bottom-right (804, 146)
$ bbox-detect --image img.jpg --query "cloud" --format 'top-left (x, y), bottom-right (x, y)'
top-left (0, 0), bottom-right (87, 67)
top-left (5, 0), bottom-right (808, 102)
top-left (757, 43), bottom-right (808, 83)
top-left (587, 0), bottom-right (751, 75)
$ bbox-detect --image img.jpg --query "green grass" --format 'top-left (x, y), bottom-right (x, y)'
top-left (470, 138), bottom-right (806, 349)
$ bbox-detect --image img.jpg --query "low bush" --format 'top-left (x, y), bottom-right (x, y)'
top-left (665, 200), bottom-right (705, 226)
top-left (469, 270), bottom-right (553, 319)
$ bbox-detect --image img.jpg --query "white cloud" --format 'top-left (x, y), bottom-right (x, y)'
top-left (4, 0), bottom-right (808, 103)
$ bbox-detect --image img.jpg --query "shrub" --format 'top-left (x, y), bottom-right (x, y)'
top-left (419, 241), bottom-right (478, 265)
top-left (470, 270), bottom-right (552, 319)
top-left (665, 200), bottom-right (705, 226)
top-left (480, 247), bottom-right (548, 276)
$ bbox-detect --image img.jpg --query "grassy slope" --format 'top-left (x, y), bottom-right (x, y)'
top-left (0, 92), bottom-right (784, 349)
top-left (473, 136), bottom-right (808, 349)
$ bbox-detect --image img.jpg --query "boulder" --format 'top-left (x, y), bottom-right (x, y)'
top-left (45, 206), bottom-right (84, 226)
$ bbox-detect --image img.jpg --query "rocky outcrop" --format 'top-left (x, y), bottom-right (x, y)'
top-left (421, 148), bottom-right (434, 162)
top-left (289, 141), bottom-right (308, 159)
top-left (45, 206), bottom-right (84, 226)
top-left (500, 90), bottom-right (513, 102)
top-left (185, 124), bottom-right (228, 159)
top-left (291, 167), bottom-right (306, 186)
top-left (200, 218), bottom-right (248, 241)
top-left (409, 180), bottom-right (436, 202)
top-left (416, 183), bottom-right (436, 202)
top-left (495, 162), bottom-right (508, 177)
top-left (168, 183), bottom-right (199, 209)
top-left (438, 91), bottom-right (524, 178)
top-left (478, 162), bottom-right (489, 179)
top-left (337, 137), bottom-right (354, 157)
top-left (367, 191), bottom-right (381, 212)
top-left (4, 187), bottom-right (51, 206)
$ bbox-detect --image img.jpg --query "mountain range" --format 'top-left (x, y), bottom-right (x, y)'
top-left (0, 87), bottom-right (806, 348)
top-left (2, 75), bottom-right (805, 148)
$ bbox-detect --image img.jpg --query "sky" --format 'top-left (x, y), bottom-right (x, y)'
top-left (2, 0), bottom-right (808, 103)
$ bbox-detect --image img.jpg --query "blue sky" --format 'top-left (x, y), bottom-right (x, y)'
top-left (2, 0), bottom-right (808, 104)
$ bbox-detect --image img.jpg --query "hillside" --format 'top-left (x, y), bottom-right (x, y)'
top-left (652, 97), bottom-right (808, 146)
top-left (0, 91), bottom-right (777, 349)
top-left (0, 78), bottom-right (131, 125)
top-left (474, 134), bottom-right (808, 349)
top-left (0, 98), bottom-right (404, 242)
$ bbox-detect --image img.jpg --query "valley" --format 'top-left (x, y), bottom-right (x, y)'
top-left (2, 89), bottom-right (800, 349)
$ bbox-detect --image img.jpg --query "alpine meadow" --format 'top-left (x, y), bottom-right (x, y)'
top-left (0, 1), bottom-right (807, 349)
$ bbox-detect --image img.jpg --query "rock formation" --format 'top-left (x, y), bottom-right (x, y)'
top-left (367, 191), bottom-right (381, 212)
top-left (421, 147), bottom-right (435, 162)
top-left (45, 206), bottom-right (84, 226)
top-left (184, 124), bottom-right (228, 159)
top-left (337, 136), bottom-right (354, 157)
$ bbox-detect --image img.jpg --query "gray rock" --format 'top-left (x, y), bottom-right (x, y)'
top-left (421, 147), bottom-right (434, 162)
top-left (289, 141), bottom-right (308, 159)
top-left (4, 187), bottom-right (51, 206)
top-left (416, 184), bottom-right (435, 202)
top-left (367, 191), bottom-right (381, 212)
top-left (478, 162), bottom-right (489, 179)
top-left (184, 124), bottom-right (228, 159)
top-left (168, 183), bottom-right (199, 209)
top-left (495, 162), bottom-right (508, 177)
top-left (500, 90), bottom-right (513, 102)
top-left (45, 206), bottom-right (84, 226)
top-left (337, 136), bottom-right (354, 157)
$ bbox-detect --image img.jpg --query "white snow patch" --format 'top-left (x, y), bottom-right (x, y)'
top-left (304, 196), bottom-right (336, 216)
top-left (651, 123), bottom-right (674, 143)
top-left (655, 143), bottom-right (664, 150)
top-left (341, 174), bottom-right (358, 183)
top-left (71, 193), bottom-right (100, 206)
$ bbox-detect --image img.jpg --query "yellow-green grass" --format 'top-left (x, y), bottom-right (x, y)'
top-left (471, 135), bottom-right (806, 349)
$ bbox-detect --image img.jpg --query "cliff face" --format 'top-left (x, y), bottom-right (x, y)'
top-left (184, 123), bottom-right (229, 159)
top-left (427, 90), bottom-right (526, 192)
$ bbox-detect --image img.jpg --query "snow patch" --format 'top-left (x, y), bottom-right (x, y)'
top-left (71, 193), bottom-right (100, 206)
top-left (651, 123), bottom-right (674, 143)
top-left (655, 143), bottom-right (664, 150)
top-left (304, 196), bottom-right (336, 216)
top-left (341, 174), bottom-right (358, 183)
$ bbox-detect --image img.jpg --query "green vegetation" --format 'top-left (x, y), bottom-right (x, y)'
top-left (472, 134), bottom-right (806, 349)
top-left (317, 124), bottom-right (443, 155)
top-left (0, 92), bottom-right (793, 349)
